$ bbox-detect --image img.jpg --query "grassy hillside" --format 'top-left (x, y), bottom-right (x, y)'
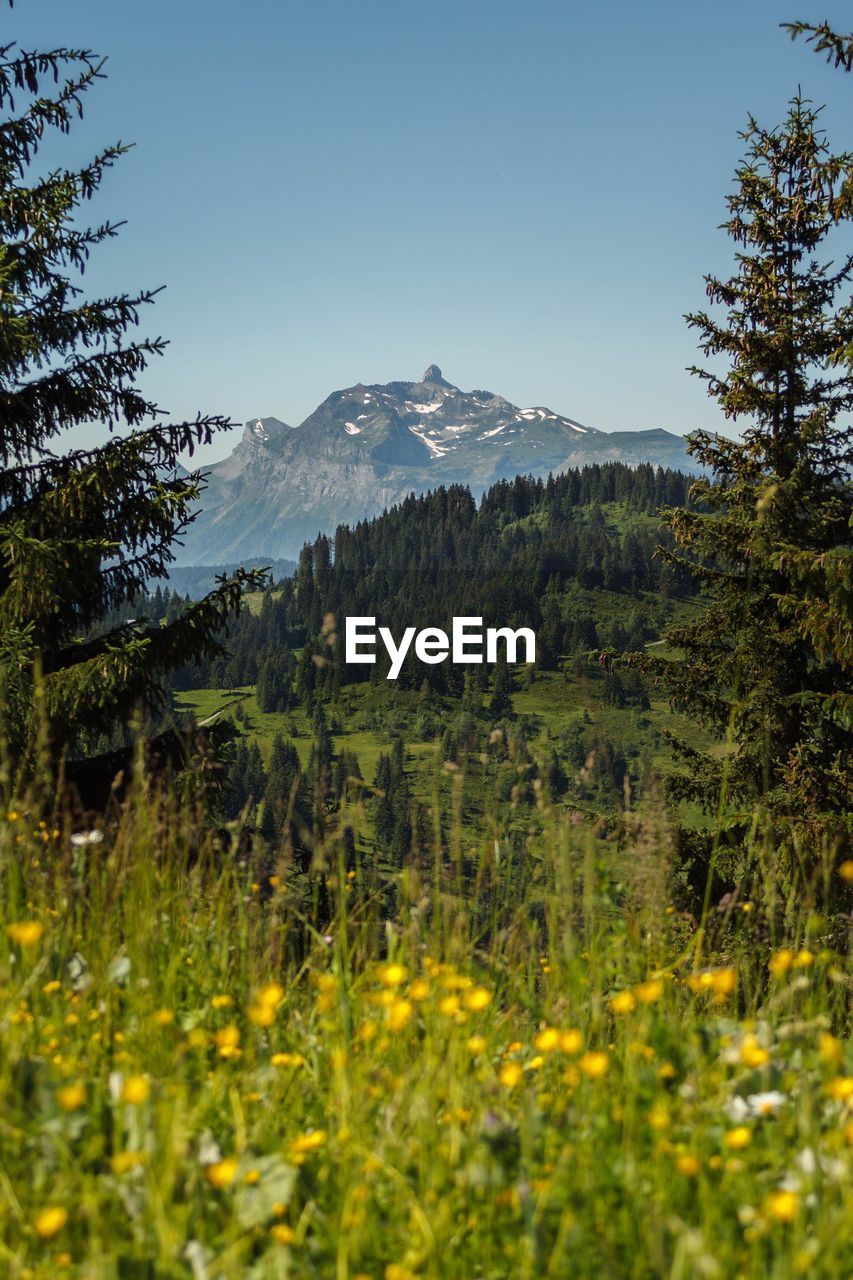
top-left (174, 651), bottom-right (714, 815)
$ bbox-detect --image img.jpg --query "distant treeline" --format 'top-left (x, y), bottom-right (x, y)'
top-left (152, 559), bottom-right (297, 599)
top-left (171, 461), bottom-right (694, 696)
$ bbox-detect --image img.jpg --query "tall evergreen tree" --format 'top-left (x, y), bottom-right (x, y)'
top-left (488, 661), bottom-right (513, 721)
top-left (0, 25), bottom-right (263, 778)
top-left (646, 95), bottom-right (853, 849)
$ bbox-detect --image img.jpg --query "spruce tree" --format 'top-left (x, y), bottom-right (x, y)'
top-left (0, 25), bottom-right (264, 779)
top-left (488, 661), bottom-right (513, 720)
top-left (646, 95), bottom-right (853, 850)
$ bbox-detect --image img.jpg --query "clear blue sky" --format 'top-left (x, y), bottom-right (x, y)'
top-left (9, 0), bottom-right (853, 462)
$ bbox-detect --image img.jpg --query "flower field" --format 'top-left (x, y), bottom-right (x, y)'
top-left (1, 791), bottom-right (851, 1279)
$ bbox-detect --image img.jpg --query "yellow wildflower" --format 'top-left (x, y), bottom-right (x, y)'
top-left (248, 1003), bottom-right (276, 1028)
top-left (57, 1082), bottom-right (86, 1112)
top-left (271, 1051), bottom-right (305, 1068)
top-left (214, 1025), bottom-right (241, 1055)
top-left (534, 1027), bottom-right (560, 1053)
top-left (7, 920), bottom-right (44, 947)
top-left (740, 1035), bottom-right (770, 1069)
top-left (121, 1075), bottom-right (150, 1105)
top-left (290, 1130), bottom-right (326, 1158)
top-left (769, 950), bottom-right (793, 977)
top-left (464, 986), bottom-right (492, 1012)
top-left (205, 1157), bottom-right (239, 1189)
top-left (711, 967), bottom-right (737, 998)
top-left (386, 999), bottom-right (413, 1032)
top-left (271, 1223), bottom-right (295, 1244)
top-left (559, 1029), bottom-right (583, 1055)
top-left (211, 994), bottom-right (233, 1009)
top-left (244, 1169), bottom-right (261, 1185)
top-left (409, 978), bottom-right (430, 1002)
top-left (634, 978), bottom-right (664, 1004)
top-left (42, 980), bottom-right (62, 995)
top-left (440, 972), bottom-right (472, 991)
top-left (257, 982), bottom-right (284, 1007)
top-left (499, 1061), bottom-right (523, 1088)
top-left (676, 1154), bottom-right (700, 1177)
top-left (839, 859), bottom-right (853, 883)
top-left (826, 1077), bottom-right (853, 1102)
top-left (764, 1189), bottom-right (798, 1222)
top-left (438, 995), bottom-right (460, 1017)
top-left (377, 963), bottom-right (408, 987)
top-left (647, 1104), bottom-right (669, 1131)
top-left (111, 1151), bottom-right (147, 1174)
top-left (34, 1206), bottom-right (68, 1238)
top-left (819, 1033), bottom-right (842, 1065)
top-left (724, 1127), bottom-right (751, 1150)
top-left (578, 1051), bottom-right (609, 1079)
top-left (466, 1035), bottom-right (487, 1055)
top-left (609, 990), bottom-right (636, 1015)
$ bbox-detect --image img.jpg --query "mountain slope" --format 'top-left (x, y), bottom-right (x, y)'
top-left (179, 366), bottom-right (695, 564)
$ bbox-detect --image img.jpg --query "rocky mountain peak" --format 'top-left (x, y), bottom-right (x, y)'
top-left (240, 416), bottom-right (291, 446)
top-left (177, 368), bottom-right (694, 564)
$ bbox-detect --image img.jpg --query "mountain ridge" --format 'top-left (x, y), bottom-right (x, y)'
top-left (178, 366), bottom-right (696, 564)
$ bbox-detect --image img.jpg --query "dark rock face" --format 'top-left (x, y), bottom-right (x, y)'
top-left (178, 368), bottom-right (696, 564)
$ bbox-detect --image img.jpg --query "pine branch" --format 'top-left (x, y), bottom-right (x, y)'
top-left (783, 21), bottom-right (853, 72)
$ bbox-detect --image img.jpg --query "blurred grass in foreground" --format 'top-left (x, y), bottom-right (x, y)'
top-left (0, 754), bottom-right (851, 1279)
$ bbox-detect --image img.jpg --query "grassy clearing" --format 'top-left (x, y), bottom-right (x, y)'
top-left (174, 664), bottom-right (710, 782)
top-left (0, 770), bottom-right (851, 1278)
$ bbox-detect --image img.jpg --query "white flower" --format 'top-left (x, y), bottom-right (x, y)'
top-left (747, 1090), bottom-right (787, 1116)
top-left (70, 829), bottom-right (104, 846)
top-left (727, 1090), bottom-right (787, 1120)
top-left (796, 1146), bottom-right (846, 1183)
top-left (197, 1131), bottom-right (222, 1165)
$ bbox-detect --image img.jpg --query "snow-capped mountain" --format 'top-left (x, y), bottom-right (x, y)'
top-left (177, 365), bottom-right (695, 564)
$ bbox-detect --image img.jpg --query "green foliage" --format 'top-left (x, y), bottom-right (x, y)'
top-left (0, 26), bottom-right (263, 777)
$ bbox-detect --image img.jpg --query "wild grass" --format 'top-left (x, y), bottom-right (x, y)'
top-left (0, 758), bottom-right (850, 1278)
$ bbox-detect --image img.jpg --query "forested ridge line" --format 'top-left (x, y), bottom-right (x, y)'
top-left (164, 461), bottom-right (694, 695)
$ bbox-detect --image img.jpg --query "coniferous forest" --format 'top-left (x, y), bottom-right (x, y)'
top-left (0, 7), bottom-right (852, 1279)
